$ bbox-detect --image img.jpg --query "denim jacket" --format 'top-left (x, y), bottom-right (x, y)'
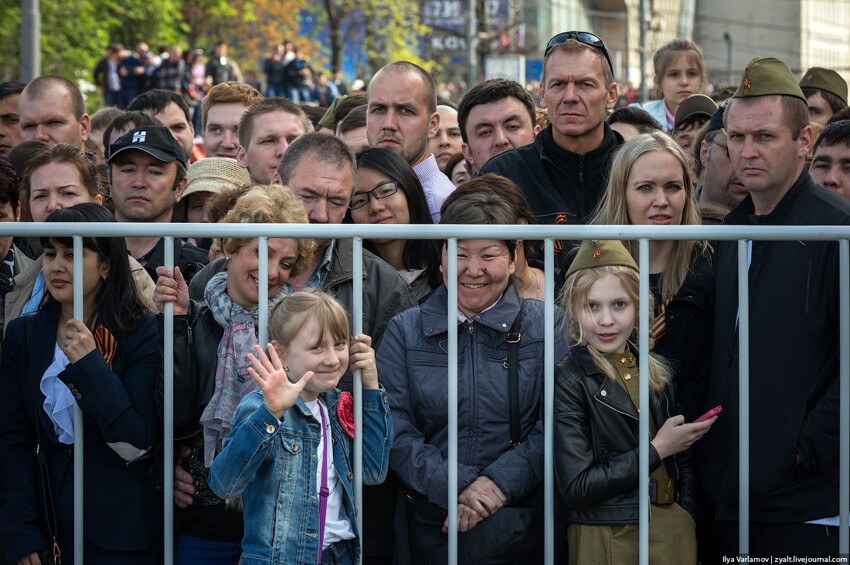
top-left (209, 387), bottom-right (393, 565)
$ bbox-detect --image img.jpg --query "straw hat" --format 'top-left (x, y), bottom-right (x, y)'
top-left (184, 157), bottom-right (251, 198)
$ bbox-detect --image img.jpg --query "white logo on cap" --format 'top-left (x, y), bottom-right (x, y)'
top-left (132, 131), bottom-right (147, 143)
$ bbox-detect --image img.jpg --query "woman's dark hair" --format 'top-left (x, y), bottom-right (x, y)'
top-left (449, 173), bottom-right (536, 259)
top-left (40, 203), bottom-right (146, 334)
top-left (350, 147), bottom-right (442, 289)
top-left (607, 106), bottom-right (663, 134)
top-left (440, 179), bottom-right (518, 260)
top-left (0, 157), bottom-right (19, 211)
top-left (443, 152), bottom-right (468, 180)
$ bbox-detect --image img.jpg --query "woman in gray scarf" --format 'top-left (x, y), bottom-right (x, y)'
top-left (153, 185), bottom-right (314, 564)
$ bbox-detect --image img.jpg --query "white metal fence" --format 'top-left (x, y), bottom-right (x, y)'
top-left (5, 222), bottom-right (850, 565)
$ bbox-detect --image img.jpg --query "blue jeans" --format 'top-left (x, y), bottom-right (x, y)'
top-left (322, 540), bottom-right (355, 565)
top-left (176, 535), bottom-right (241, 565)
top-left (287, 86), bottom-right (312, 103)
top-left (104, 90), bottom-right (121, 108)
top-left (267, 84), bottom-right (287, 98)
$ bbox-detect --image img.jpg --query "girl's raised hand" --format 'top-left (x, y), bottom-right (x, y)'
top-left (650, 414), bottom-right (716, 460)
top-left (246, 343), bottom-right (313, 419)
top-left (349, 334), bottom-right (378, 389)
top-left (154, 266), bottom-right (189, 316)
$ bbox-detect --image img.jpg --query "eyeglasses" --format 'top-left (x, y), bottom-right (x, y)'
top-left (544, 31), bottom-right (613, 75)
top-left (348, 180), bottom-right (400, 210)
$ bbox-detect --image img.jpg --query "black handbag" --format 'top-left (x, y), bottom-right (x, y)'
top-left (26, 315), bottom-right (63, 565)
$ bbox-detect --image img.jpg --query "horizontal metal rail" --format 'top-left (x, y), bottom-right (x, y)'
top-left (7, 222), bottom-right (847, 564)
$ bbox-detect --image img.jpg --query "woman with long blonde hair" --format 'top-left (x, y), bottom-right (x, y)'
top-left (592, 131), bottom-right (712, 421)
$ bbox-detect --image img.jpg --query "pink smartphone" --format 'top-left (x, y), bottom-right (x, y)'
top-left (694, 405), bottom-right (723, 423)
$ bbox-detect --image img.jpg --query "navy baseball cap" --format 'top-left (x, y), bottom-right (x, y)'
top-left (107, 125), bottom-right (187, 169)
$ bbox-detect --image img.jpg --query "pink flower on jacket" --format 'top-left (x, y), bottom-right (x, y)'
top-left (337, 392), bottom-right (355, 438)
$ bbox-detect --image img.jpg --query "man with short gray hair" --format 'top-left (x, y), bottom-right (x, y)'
top-left (18, 75), bottom-right (90, 151)
top-left (481, 31), bottom-right (622, 259)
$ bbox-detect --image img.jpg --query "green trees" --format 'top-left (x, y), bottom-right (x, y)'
top-left (0, 0), bottom-right (432, 96)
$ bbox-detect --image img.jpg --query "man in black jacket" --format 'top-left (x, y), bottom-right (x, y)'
top-left (700, 57), bottom-right (850, 559)
top-left (481, 31), bottom-right (622, 259)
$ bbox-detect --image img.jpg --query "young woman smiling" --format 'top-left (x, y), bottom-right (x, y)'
top-left (347, 147), bottom-right (441, 302)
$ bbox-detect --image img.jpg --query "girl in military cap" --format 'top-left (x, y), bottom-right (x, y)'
top-left (553, 239), bottom-right (715, 565)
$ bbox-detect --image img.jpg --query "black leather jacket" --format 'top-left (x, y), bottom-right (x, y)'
top-left (553, 345), bottom-right (698, 525)
top-left (157, 301), bottom-right (222, 440)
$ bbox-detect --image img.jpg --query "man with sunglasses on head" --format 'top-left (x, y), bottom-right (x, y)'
top-left (481, 31), bottom-right (622, 259)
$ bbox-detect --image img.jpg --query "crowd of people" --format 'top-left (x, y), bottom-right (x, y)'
top-left (93, 40), bottom-right (353, 136)
top-left (0, 27), bottom-right (848, 565)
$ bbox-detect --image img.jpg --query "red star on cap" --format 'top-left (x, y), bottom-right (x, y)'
top-left (743, 79), bottom-right (751, 89)
top-left (593, 248), bottom-right (602, 258)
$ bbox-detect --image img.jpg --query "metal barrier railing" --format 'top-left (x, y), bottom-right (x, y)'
top-left (5, 222), bottom-right (849, 565)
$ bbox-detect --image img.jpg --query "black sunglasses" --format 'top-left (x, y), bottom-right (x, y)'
top-left (544, 31), bottom-right (613, 75)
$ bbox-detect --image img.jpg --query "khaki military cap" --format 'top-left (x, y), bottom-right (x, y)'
top-left (800, 67), bottom-right (848, 105)
top-left (733, 57), bottom-right (806, 103)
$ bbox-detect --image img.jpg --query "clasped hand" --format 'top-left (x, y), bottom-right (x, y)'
top-left (442, 476), bottom-right (507, 533)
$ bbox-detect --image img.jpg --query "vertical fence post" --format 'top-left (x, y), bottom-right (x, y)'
top-left (638, 238), bottom-right (650, 565)
top-left (73, 235), bottom-right (84, 564)
top-left (447, 238), bottom-right (459, 565)
top-left (258, 237), bottom-right (268, 346)
top-left (353, 237), bottom-right (364, 540)
top-left (737, 239), bottom-right (750, 556)
top-left (543, 239), bottom-right (555, 565)
top-left (840, 240), bottom-right (849, 557)
top-left (163, 237), bottom-right (175, 565)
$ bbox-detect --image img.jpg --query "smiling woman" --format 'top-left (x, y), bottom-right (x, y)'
top-left (152, 184), bottom-right (314, 563)
top-left (378, 189), bottom-right (569, 564)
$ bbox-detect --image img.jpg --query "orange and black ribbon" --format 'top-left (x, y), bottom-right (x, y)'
top-left (94, 324), bottom-right (116, 369)
top-left (539, 213), bottom-right (569, 257)
top-left (649, 299), bottom-right (670, 343)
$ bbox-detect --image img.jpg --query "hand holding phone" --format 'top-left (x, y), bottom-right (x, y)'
top-left (694, 405), bottom-right (723, 423)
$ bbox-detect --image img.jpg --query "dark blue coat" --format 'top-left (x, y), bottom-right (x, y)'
top-left (0, 305), bottom-right (161, 563)
top-left (378, 283), bottom-right (568, 508)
